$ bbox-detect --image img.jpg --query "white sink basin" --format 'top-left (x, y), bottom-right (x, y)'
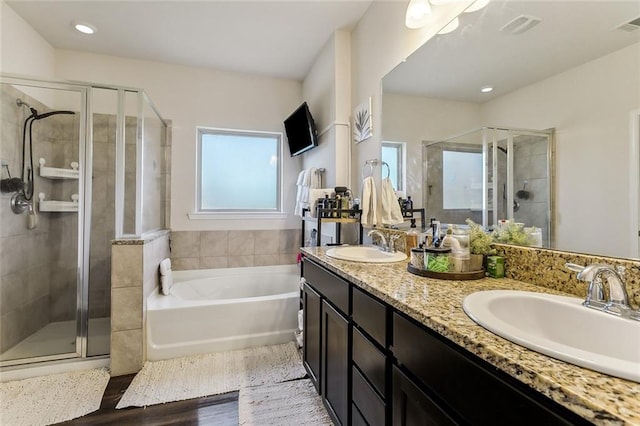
top-left (463, 290), bottom-right (640, 383)
top-left (326, 246), bottom-right (407, 263)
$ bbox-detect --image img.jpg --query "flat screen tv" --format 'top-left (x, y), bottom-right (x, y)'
top-left (284, 102), bottom-right (318, 157)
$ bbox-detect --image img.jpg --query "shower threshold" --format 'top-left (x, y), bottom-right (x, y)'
top-left (0, 317), bottom-right (110, 363)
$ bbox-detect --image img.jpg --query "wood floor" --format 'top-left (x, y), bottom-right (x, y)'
top-left (60, 374), bottom-right (239, 425)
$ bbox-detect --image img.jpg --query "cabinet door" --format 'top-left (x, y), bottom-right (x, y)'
top-left (392, 366), bottom-right (457, 426)
top-left (303, 283), bottom-right (322, 390)
top-left (322, 299), bottom-right (349, 425)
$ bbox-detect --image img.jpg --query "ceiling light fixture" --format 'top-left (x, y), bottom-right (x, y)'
top-left (480, 86), bottom-right (494, 93)
top-left (438, 17), bottom-right (459, 34)
top-left (465, 0), bottom-right (490, 13)
top-left (405, 0), bottom-right (432, 29)
top-left (73, 21), bottom-right (96, 35)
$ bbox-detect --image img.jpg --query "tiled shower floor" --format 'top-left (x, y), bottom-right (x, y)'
top-left (0, 317), bottom-right (110, 362)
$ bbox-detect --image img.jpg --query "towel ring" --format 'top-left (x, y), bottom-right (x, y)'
top-left (362, 159), bottom-right (379, 179)
top-left (382, 161), bottom-right (390, 179)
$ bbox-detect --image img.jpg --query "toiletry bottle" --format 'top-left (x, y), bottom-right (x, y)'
top-left (404, 196), bottom-right (413, 217)
top-left (405, 219), bottom-right (419, 256)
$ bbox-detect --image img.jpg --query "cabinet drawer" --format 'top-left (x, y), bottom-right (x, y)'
top-left (352, 366), bottom-right (386, 426)
top-left (392, 312), bottom-right (580, 425)
top-left (352, 286), bottom-right (387, 347)
top-left (351, 403), bottom-right (367, 426)
top-left (392, 365), bottom-right (456, 426)
top-left (353, 327), bottom-right (386, 399)
top-left (303, 259), bottom-right (349, 315)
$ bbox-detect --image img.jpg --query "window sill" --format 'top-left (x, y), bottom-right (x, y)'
top-left (188, 212), bottom-right (289, 220)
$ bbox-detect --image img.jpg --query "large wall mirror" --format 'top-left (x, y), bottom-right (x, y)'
top-left (381, 0), bottom-right (640, 259)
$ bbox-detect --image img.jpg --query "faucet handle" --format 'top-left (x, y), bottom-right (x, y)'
top-left (564, 263), bottom-right (584, 273)
top-left (615, 265), bottom-right (626, 281)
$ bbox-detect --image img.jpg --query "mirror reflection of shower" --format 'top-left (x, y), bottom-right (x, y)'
top-left (423, 126), bottom-right (554, 247)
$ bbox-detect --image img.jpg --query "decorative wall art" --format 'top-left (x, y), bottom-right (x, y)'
top-left (353, 97), bottom-right (372, 143)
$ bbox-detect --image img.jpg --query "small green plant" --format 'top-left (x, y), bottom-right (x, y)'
top-left (465, 219), bottom-right (496, 255)
top-left (492, 221), bottom-right (535, 246)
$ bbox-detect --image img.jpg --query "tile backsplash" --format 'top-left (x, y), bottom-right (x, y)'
top-left (495, 244), bottom-right (640, 310)
top-left (170, 229), bottom-right (300, 270)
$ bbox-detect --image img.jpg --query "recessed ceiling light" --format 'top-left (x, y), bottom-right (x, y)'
top-left (73, 21), bottom-right (96, 35)
top-left (481, 86), bottom-right (494, 93)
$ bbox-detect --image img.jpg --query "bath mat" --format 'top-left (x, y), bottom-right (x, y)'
top-left (239, 378), bottom-right (333, 425)
top-left (0, 368), bottom-right (110, 425)
top-left (116, 342), bottom-right (306, 408)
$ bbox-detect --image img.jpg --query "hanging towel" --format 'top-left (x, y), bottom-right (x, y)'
top-left (361, 176), bottom-right (378, 227)
top-left (380, 178), bottom-right (404, 226)
top-left (295, 168), bottom-right (323, 216)
top-left (159, 258), bottom-right (172, 296)
top-left (294, 169), bottom-right (311, 216)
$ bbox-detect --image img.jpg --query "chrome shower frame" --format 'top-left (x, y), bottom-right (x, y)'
top-left (0, 74), bottom-right (168, 368)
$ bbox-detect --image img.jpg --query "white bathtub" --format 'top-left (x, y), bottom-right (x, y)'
top-left (146, 264), bottom-right (300, 361)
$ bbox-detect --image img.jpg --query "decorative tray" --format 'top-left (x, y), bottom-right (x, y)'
top-left (407, 264), bottom-right (485, 280)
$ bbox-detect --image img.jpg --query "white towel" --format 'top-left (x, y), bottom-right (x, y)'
top-left (361, 176), bottom-right (377, 227)
top-left (380, 177), bottom-right (404, 226)
top-left (159, 258), bottom-right (172, 295)
top-left (296, 170), bottom-right (306, 186)
top-left (294, 169), bottom-right (309, 216)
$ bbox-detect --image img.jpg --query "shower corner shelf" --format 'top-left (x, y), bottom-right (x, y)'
top-left (39, 158), bottom-right (79, 180)
top-left (38, 193), bottom-right (79, 212)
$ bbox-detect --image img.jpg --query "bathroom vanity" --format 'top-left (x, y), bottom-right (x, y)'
top-left (300, 246), bottom-right (639, 426)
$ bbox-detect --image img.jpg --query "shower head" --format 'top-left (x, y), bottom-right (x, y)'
top-left (17, 98), bottom-right (75, 120)
top-left (33, 110), bottom-right (75, 120)
top-left (16, 98), bottom-right (38, 116)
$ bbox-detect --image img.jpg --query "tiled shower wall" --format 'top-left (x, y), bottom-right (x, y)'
top-left (0, 84), bottom-right (79, 352)
top-left (512, 136), bottom-right (550, 245)
top-left (170, 229), bottom-right (300, 270)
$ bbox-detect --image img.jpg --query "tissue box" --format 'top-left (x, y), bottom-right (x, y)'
top-left (486, 256), bottom-right (505, 278)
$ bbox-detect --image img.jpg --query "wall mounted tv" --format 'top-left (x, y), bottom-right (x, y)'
top-left (284, 102), bottom-right (318, 157)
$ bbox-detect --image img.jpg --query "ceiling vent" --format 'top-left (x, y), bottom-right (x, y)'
top-left (615, 16), bottom-right (640, 33)
top-left (500, 15), bottom-right (542, 35)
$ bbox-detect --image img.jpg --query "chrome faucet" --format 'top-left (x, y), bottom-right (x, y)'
top-left (368, 229), bottom-right (399, 253)
top-left (566, 263), bottom-right (639, 321)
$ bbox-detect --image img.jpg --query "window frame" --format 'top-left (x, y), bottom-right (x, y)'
top-left (382, 141), bottom-right (406, 192)
top-left (195, 126), bottom-right (284, 216)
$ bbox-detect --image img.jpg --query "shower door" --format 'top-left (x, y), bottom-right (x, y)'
top-left (0, 79), bottom-right (89, 365)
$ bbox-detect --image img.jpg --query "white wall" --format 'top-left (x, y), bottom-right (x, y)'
top-left (481, 43), bottom-right (640, 257)
top-left (382, 94), bottom-right (482, 208)
top-left (0, 1), bottom-right (55, 78)
top-left (54, 49), bottom-right (303, 231)
top-left (350, 1), bottom-right (474, 209)
top-left (302, 30), bottom-right (352, 189)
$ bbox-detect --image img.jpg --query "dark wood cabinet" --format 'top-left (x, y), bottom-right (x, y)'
top-left (302, 257), bottom-right (588, 426)
top-left (392, 365), bottom-right (457, 426)
top-left (321, 299), bottom-right (349, 425)
top-left (392, 312), bottom-right (589, 426)
top-left (303, 258), bottom-right (351, 426)
top-left (302, 282), bottom-right (321, 390)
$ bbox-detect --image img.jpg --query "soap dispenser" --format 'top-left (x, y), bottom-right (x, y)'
top-left (405, 218), bottom-right (419, 255)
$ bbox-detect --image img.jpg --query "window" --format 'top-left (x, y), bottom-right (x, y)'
top-left (382, 141), bottom-right (405, 191)
top-left (197, 127), bottom-right (282, 213)
top-left (442, 150), bottom-right (482, 210)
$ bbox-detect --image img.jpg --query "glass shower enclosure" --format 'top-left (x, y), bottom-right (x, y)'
top-left (423, 126), bottom-right (554, 247)
top-left (0, 76), bottom-right (168, 367)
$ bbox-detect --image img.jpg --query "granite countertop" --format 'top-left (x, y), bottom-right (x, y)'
top-left (301, 246), bottom-right (640, 426)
